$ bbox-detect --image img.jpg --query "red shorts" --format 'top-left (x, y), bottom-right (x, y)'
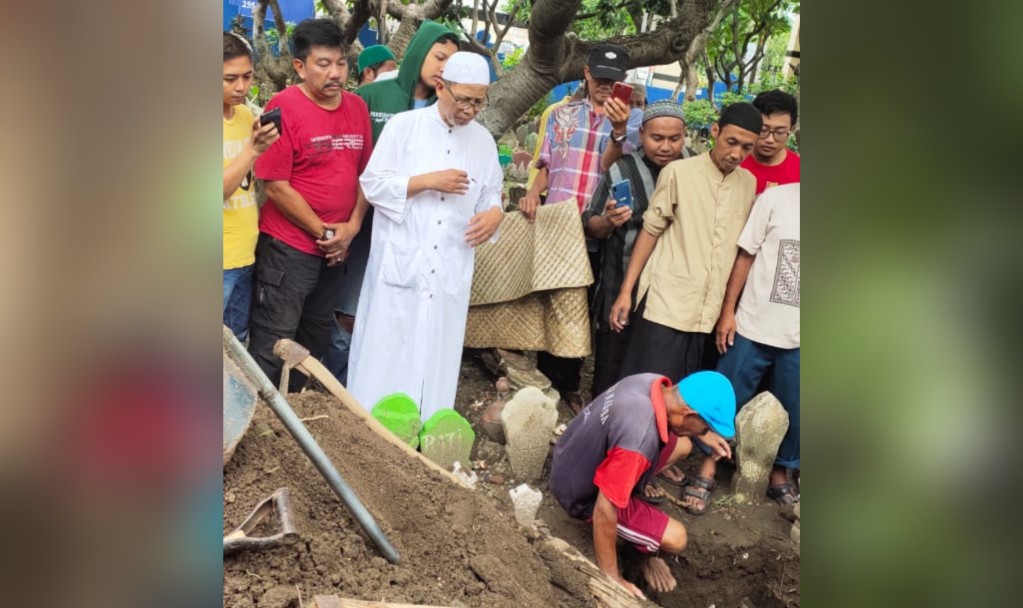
top-left (587, 434), bottom-right (678, 554)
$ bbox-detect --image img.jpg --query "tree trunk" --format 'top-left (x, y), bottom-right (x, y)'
top-left (748, 35), bottom-right (768, 86)
top-left (703, 50), bottom-right (716, 102)
top-left (478, 0), bottom-right (717, 137)
top-left (253, 0), bottom-right (294, 94)
top-left (676, 0), bottom-right (737, 101)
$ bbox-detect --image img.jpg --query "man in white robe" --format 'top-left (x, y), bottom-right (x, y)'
top-left (349, 52), bottom-right (504, 422)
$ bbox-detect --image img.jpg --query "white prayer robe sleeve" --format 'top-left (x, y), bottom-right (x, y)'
top-left (359, 117), bottom-right (413, 225)
top-left (475, 146), bottom-right (505, 243)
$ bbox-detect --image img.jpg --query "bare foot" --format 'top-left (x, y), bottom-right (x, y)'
top-left (641, 556), bottom-right (677, 593)
top-left (643, 483), bottom-right (667, 500)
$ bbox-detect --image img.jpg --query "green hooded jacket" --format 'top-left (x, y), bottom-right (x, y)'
top-left (355, 20), bottom-right (456, 144)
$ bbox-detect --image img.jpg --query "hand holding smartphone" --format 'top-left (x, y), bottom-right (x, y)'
top-left (611, 179), bottom-right (633, 209)
top-left (610, 82), bottom-right (634, 107)
top-left (260, 107), bottom-right (282, 134)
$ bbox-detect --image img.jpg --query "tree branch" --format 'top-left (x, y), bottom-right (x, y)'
top-left (384, 0), bottom-right (405, 19)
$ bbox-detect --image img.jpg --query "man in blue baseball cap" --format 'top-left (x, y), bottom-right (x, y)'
top-left (550, 371), bottom-right (735, 599)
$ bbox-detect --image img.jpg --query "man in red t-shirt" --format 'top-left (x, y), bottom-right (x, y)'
top-left (249, 19), bottom-right (373, 387)
top-left (740, 89), bottom-right (800, 195)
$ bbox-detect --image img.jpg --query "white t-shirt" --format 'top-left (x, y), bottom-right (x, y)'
top-left (735, 183), bottom-right (800, 349)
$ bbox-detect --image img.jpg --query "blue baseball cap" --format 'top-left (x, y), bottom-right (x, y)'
top-left (676, 371), bottom-right (736, 438)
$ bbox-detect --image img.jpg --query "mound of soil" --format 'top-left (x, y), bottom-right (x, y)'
top-left (224, 356), bottom-right (799, 608)
top-left (224, 390), bottom-right (594, 608)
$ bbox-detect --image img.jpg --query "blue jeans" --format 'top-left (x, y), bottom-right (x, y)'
top-left (223, 265), bottom-right (254, 341)
top-left (705, 333), bottom-right (800, 470)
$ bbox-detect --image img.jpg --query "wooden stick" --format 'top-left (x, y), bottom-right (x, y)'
top-left (284, 347), bottom-right (469, 489)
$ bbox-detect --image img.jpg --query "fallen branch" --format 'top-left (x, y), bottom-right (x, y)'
top-left (300, 414), bottom-right (330, 423)
top-left (542, 537), bottom-right (652, 608)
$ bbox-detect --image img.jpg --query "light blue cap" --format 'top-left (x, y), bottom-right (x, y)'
top-left (676, 371), bottom-right (736, 438)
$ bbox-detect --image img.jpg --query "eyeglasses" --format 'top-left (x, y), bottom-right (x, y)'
top-left (759, 127), bottom-right (791, 141)
top-left (442, 83), bottom-right (487, 111)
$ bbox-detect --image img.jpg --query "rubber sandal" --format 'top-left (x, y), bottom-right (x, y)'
top-left (657, 465), bottom-right (687, 488)
top-left (681, 476), bottom-right (715, 516)
top-left (767, 482), bottom-right (799, 506)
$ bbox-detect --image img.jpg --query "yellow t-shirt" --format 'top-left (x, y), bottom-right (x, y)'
top-left (223, 105), bottom-right (259, 269)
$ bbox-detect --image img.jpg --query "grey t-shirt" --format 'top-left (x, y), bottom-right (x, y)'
top-left (550, 373), bottom-right (669, 518)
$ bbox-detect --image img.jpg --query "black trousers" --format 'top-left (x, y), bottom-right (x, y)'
top-left (591, 323), bottom-right (633, 397)
top-left (619, 297), bottom-right (708, 382)
top-left (248, 234), bottom-right (345, 390)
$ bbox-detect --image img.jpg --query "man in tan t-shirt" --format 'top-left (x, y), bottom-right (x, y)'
top-left (609, 102), bottom-right (762, 382)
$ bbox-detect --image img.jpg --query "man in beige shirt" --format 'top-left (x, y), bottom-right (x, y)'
top-left (609, 102), bottom-right (762, 386)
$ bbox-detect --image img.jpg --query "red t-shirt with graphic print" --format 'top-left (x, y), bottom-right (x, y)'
top-left (255, 86), bottom-right (373, 256)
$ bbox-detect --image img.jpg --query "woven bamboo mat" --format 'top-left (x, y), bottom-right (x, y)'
top-left (469, 203), bottom-right (593, 306)
top-left (464, 287), bottom-right (591, 357)
top-left (465, 203), bottom-right (594, 357)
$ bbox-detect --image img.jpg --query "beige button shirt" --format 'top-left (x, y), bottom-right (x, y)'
top-left (637, 153), bottom-right (756, 333)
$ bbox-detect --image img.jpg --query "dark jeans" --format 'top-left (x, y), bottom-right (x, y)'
top-left (714, 333), bottom-right (800, 469)
top-left (248, 234), bottom-right (344, 390)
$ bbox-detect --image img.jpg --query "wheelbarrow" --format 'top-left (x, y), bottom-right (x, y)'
top-left (222, 326), bottom-right (400, 563)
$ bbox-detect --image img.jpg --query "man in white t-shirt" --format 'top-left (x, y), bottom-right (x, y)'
top-left (680, 183), bottom-right (800, 514)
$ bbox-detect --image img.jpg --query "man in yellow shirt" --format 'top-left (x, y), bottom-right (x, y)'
top-left (223, 32), bottom-right (279, 340)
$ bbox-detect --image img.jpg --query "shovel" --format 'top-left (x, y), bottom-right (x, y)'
top-left (223, 327), bottom-right (400, 564)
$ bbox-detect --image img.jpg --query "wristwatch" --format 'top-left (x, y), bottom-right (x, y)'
top-left (610, 131), bottom-right (627, 145)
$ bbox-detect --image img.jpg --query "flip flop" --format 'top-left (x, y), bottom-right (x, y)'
top-left (657, 465), bottom-right (688, 488)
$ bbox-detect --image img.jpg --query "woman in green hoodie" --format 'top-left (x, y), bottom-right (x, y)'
top-left (324, 21), bottom-right (460, 385)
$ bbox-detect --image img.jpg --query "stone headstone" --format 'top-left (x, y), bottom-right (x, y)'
top-left (525, 132), bottom-right (538, 153)
top-left (371, 393), bottom-right (423, 449)
top-left (501, 387), bottom-right (558, 482)
top-left (419, 409), bottom-right (475, 470)
top-left (509, 484), bottom-right (542, 530)
top-left (731, 392), bottom-right (789, 504)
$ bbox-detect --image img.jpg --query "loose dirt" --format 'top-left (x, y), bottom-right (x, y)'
top-left (223, 355), bottom-right (799, 608)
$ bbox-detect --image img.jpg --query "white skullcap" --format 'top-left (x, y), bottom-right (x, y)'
top-left (442, 52), bottom-right (491, 85)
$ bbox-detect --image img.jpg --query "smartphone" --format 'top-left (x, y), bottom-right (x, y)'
top-left (260, 107), bottom-right (282, 133)
top-left (611, 179), bottom-right (633, 209)
top-left (610, 82), bottom-right (633, 106)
